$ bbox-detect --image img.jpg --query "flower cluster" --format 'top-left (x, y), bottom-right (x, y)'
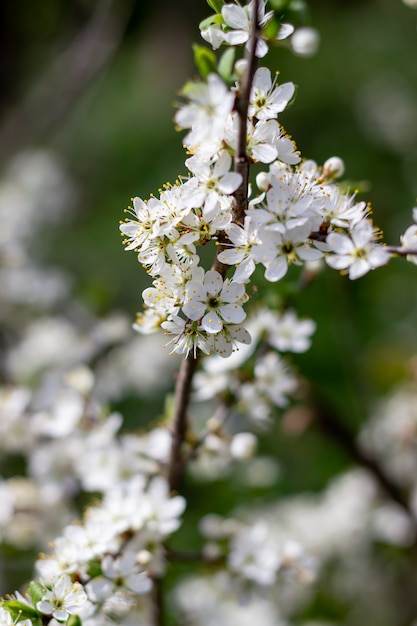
top-left (121, 0), bottom-right (417, 361)
top-left (0, 476), bottom-right (186, 626)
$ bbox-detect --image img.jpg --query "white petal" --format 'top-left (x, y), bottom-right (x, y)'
top-left (251, 144), bottom-right (278, 163)
top-left (212, 151), bottom-right (232, 177)
top-left (349, 259), bottom-right (370, 279)
top-left (224, 30), bottom-right (249, 45)
top-left (202, 310), bottom-right (223, 333)
top-left (183, 299), bottom-right (206, 321)
top-left (218, 248), bottom-right (246, 265)
top-left (325, 254), bottom-right (351, 270)
top-left (253, 67), bottom-right (272, 93)
top-left (326, 232), bottom-right (354, 254)
top-left (204, 270), bottom-right (223, 296)
top-left (219, 303), bottom-right (246, 324)
top-left (218, 172), bottom-right (242, 194)
top-left (222, 4), bottom-right (249, 30)
top-left (234, 257), bottom-right (256, 282)
top-left (276, 23), bottom-right (295, 40)
top-left (264, 257), bottom-right (288, 282)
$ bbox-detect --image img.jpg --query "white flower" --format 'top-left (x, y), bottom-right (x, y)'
top-left (230, 432), bottom-right (258, 459)
top-left (162, 315), bottom-right (211, 358)
top-left (221, 1), bottom-right (274, 58)
top-left (290, 27), bottom-right (320, 57)
top-left (326, 219), bottom-right (390, 279)
top-left (102, 552), bottom-right (152, 595)
top-left (185, 152), bottom-right (242, 207)
top-left (228, 522), bottom-right (281, 585)
top-left (218, 215), bottom-right (276, 283)
top-left (248, 68), bottom-right (295, 121)
top-left (401, 222), bottom-right (417, 265)
top-left (253, 351), bottom-right (297, 407)
top-left (175, 74), bottom-right (234, 152)
top-left (37, 575), bottom-right (87, 621)
top-left (263, 224), bottom-right (323, 283)
top-left (144, 476), bottom-right (186, 539)
top-left (183, 270), bottom-right (247, 334)
top-left (267, 309), bottom-right (316, 353)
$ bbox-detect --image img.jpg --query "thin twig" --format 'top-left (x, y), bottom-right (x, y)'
top-left (166, 547), bottom-right (226, 566)
top-left (233, 0), bottom-right (260, 226)
top-left (313, 397), bottom-right (417, 527)
top-left (150, 576), bottom-right (165, 626)
top-left (384, 246), bottom-right (417, 257)
top-left (212, 0), bottom-right (260, 276)
top-left (168, 354), bottom-right (199, 491)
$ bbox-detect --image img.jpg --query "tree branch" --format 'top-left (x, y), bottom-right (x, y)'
top-left (313, 397), bottom-right (417, 527)
top-left (168, 354), bottom-right (199, 491)
top-left (233, 0), bottom-right (260, 226)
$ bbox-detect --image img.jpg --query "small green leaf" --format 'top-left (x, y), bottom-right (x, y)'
top-left (263, 17), bottom-right (281, 41)
top-left (199, 13), bottom-right (224, 32)
top-left (29, 581), bottom-right (45, 607)
top-left (86, 558), bottom-right (102, 579)
top-left (1, 600), bottom-right (39, 620)
top-left (206, 0), bottom-right (225, 12)
top-left (192, 44), bottom-right (217, 79)
top-left (217, 47), bottom-right (235, 83)
top-left (269, 0), bottom-right (291, 9)
top-left (67, 615), bottom-right (82, 626)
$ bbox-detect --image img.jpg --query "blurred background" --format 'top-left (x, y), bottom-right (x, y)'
top-left (1, 0), bottom-right (417, 624)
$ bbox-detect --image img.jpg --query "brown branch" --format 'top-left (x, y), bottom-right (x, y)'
top-left (384, 246), bottom-right (417, 257)
top-left (232, 0), bottom-right (260, 226)
top-left (150, 576), bottom-right (165, 626)
top-left (212, 0), bottom-right (260, 276)
top-left (166, 547), bottom-right (226, 566)
top-left (168, 354), bottom-right (199, 491)
top-left (313, 397), bottom-right (416, 526)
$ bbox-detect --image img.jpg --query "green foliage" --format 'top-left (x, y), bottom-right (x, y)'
top-left (199, 13), bottom-right (224, 32)
top-left (206, 0), bottom-right (225, 13)
top-left (67, 615), bottom-right (82, 626)
top-left (192, 44), bottom-right (217, 79)
top-left (86, 559), bottom-right (102, 579)
top-left (217, 47), bottom-right (236, 83)
top-left (28, 581), bottom-right (45, 606)
top-left (0, 599), bottom-right (40, 622)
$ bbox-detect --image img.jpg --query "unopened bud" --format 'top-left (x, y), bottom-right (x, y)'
top-left (230, 432), bottom-right (257, 459)
top-left (64, 365), bottom-right (94, 395)
top-left (323, 156), bottom-right (345, 180)
top-left (234, 59), bottom-right (248, 80)
top-left (291, 27), bottom-right (320, 58)
top-left (256, 171), bottom-right (272, 192)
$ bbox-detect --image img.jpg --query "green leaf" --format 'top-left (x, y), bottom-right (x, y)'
top-left (199, 13), bottom-right (224, 32)
top-left (1, 600), bottom-right (40, 620)
top-left (217, 48), bottom-right (235, 83)
top-left (263, 17), bottom-right (281, 40)
top-left (67, 615), bottom-right (82, 626)
top-left (206, 0), bottom-right (225, 12)
top-left (269, 0), bottom-right (291, 9)
top-left (86, 558), bottom-right (102, 579)
top-left (29, 581), bottom-right (45, 607)
top-left (192, 44), bottom-right (217, 79)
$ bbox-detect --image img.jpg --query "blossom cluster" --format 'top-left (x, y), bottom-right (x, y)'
top-left (121, 0), bottom-right (417, 361)
top-left (0, 475), bottom-right (185, 626)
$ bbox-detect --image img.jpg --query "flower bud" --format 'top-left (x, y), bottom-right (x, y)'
top-left (234, 59), bottom-right (248, 80)
top-left (230, 432), bottom-right (257, 459)
top-left (323, 156), bottom-right (345, 180)
top-left (256, 171), bottom-right (272, 192)
top-left (64, 365), bottom-right (94, 395)
top-left (291, 27), bottom-right (320, 58)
